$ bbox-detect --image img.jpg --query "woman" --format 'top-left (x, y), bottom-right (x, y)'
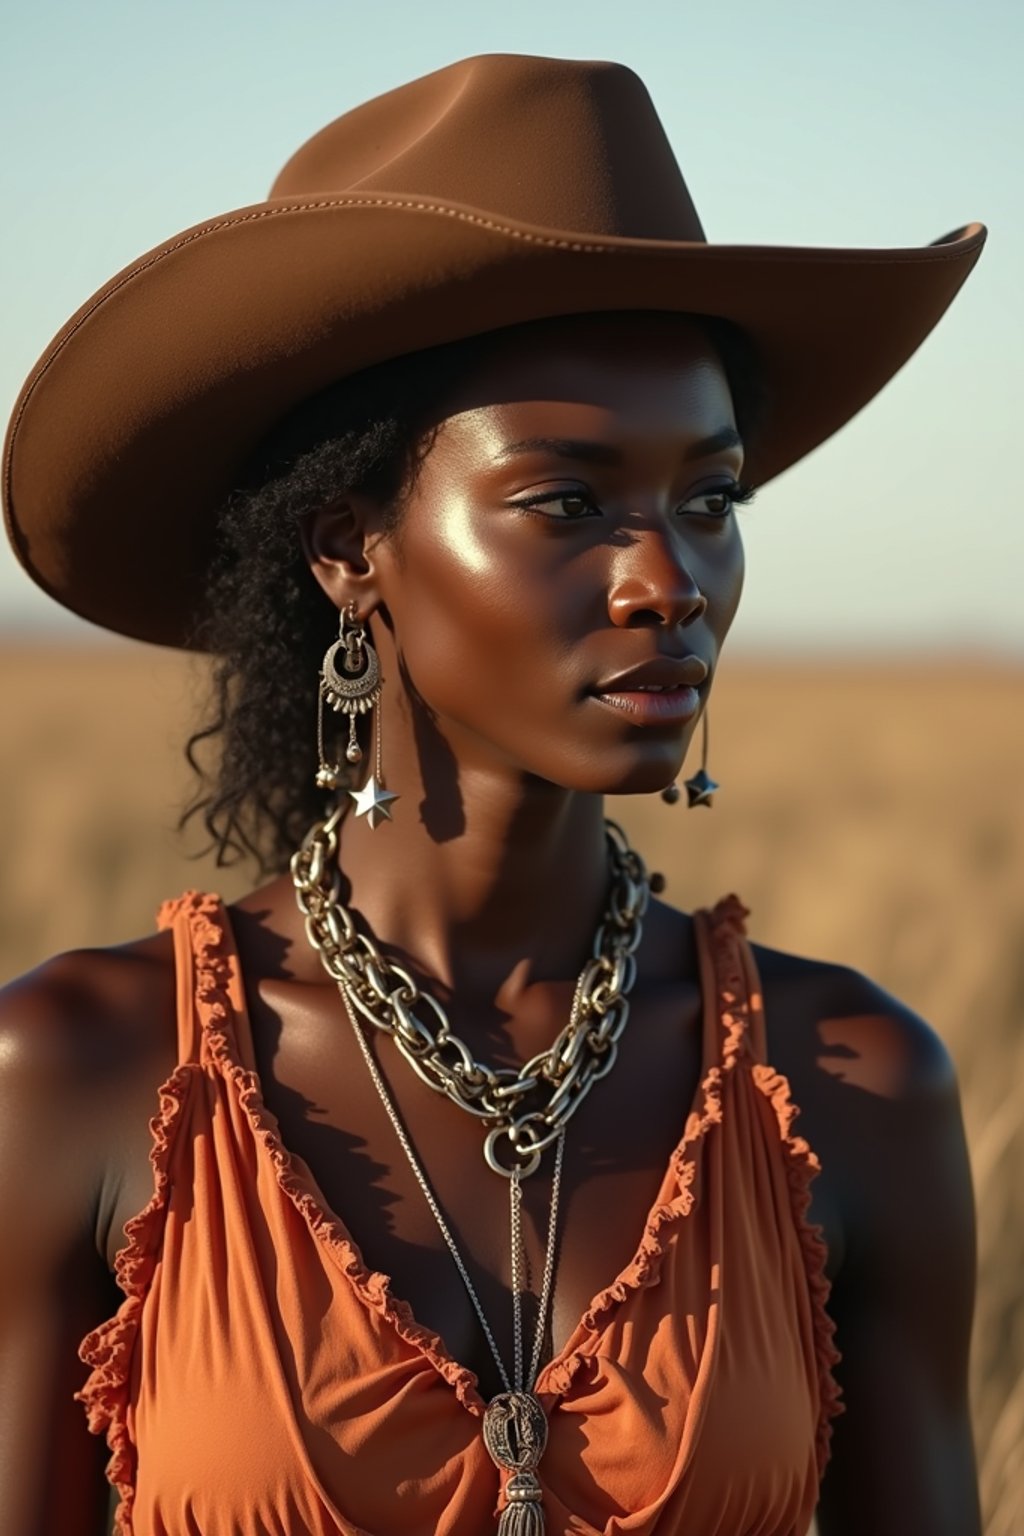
top-left (0, 52), bottom-right (985, 1536)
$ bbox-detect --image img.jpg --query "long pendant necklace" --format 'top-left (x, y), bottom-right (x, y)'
top-left (293, 812), bottom-right (650, 1533)
top-left (340, 980), bottom-right (565, 1534)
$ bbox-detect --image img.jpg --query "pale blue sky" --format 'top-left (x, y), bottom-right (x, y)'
top-left (2, 0), bottom-right (1021, 653)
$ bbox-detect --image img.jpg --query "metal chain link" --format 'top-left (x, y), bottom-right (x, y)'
top-left (291, 805), bottom-right (650, 1177)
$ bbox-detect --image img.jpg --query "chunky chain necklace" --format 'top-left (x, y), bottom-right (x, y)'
top-left (291, 805), bottom-right (650, 1533)
top-left (291, 804), bottom-right (650, 1177)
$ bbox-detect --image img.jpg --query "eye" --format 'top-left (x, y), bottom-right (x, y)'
top-left (509, 490), bottom-right (601, 520)
top-left (680, 481), bottom-right (758, 519)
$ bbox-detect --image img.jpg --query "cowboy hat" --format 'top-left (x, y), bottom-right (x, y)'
top-left (1, 52), bottom-right (986, 649)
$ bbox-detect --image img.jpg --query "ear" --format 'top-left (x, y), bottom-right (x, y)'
top-left (298, 493), bottom-right (387, 615)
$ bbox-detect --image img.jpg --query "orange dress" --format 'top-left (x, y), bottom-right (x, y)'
top-left (78, 891), bottom-right (844, 1535)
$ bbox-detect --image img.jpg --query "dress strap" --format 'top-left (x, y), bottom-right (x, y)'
top-left (155, 890), bottom-right (257, 1070)
top-left (691, 894), bottom-right (768, 1068)
top-left (691, 893), bottom-right (846, 1475)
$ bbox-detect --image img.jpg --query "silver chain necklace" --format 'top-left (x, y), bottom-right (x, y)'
top-left (292, 810), bottom-right (650, 1533)
top-left (291, 806), bottom-right (650, 1178)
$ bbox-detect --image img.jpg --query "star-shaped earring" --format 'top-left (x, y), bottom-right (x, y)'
top-left (683, 768), bottom-right (719, 808)
top-left (349, 775), bottom-right (400, 829)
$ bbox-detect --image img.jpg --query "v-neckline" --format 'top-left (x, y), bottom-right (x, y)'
top-left (204, 893), bottom-right (743, 1416)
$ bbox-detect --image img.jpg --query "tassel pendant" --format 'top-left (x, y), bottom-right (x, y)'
top-left (483, 1391), bottom-right (548, 1535)
top-left (496, 1473), bottom-right (544, 1535)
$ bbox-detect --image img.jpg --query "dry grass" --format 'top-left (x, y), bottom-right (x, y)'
top-left (1, 641), bottom-right (1021, 1532)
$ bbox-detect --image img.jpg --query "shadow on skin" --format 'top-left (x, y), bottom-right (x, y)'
top-left (227, 903), bottom-right (403, 1244)
top-left (815, 1014), bottom-right (917, 1099)
top-left (397, 652), bottom-right (466, 844)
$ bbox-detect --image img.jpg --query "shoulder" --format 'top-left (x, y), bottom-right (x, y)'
top-left (743, 946), bottom-right (983, 1532)
top-left (0, 926), bottom-right (178, 1094)
top-left (679, 893), bottom-right (955, 1103)
top-left (0, 928), bottom-right (180, 1248)
top-left (0, 934), bottom-right (185, 1531)
top-left (745, 932), bottom-right (970, 1278)
top-left (752, 937), bottom-right (957, 1101)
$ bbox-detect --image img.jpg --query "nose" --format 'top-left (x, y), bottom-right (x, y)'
top-left (607, 528), bottom-right (708, 630)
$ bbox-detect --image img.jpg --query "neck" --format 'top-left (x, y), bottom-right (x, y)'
top-left (336, 759), bottom-right (612, 1002)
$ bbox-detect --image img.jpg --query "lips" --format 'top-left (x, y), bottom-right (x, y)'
top-left (590, 684), bottom-right (702, 725)
top-left (588, 655), bottom-right (709, 727)
top-left (591, 655), bottom-right (709, 695)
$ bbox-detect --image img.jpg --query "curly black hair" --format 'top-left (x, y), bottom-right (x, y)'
top-left (179, 315), bottom-right (765, 878)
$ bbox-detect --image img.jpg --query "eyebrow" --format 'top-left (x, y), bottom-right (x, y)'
top-left (499, 427), bottom-right (743, 466)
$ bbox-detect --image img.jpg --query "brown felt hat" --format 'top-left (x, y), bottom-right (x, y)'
top-left (2, 52), bottom-right (986, 649)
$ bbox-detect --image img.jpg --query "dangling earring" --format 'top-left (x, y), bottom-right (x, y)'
top-left (316, 602), bottom-right (399, 829)
top-left (684, 707), bottom-right (719, 808)
top-left (661, 708), bottom-right (720, 808)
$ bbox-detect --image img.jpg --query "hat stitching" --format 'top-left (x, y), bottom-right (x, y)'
top-left (3, 194), bottom-right (982, 542)
top-left (4, 196), bottom-right (981, 424)
top-left (0, 198), bottom-right (683, 518)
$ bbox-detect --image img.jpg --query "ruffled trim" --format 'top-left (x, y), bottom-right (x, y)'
top-left (542, 896), bottom-right (752, 1398)
top-left (708, 892), bottom-right (751, 938)
top-left (751, 1061), bottom-right (846, 1478)
top-left (705, 893), bottom-right (753, 1050)
top-left (229, 1057), bottom-right (485, 1410)
top-left (74, 1065), bottom-right (194, 1535)
top-left (712, 891), bottom-right (845, 1473)
top-left (73, 891), bottom-right (225, 1531)
top-left (159, 888), bottom-right (235, 1041)
top-left (175, 889), bottom-right (486, 1414)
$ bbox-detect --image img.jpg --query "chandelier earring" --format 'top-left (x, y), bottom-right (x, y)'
top-left (315, 601), bottom-right (399, 828)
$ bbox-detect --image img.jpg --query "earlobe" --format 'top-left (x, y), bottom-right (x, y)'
top-left (300, 495), bottom-right (384, 613)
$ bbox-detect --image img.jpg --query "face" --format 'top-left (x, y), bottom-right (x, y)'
top-left (358, 313), bottom-right (747, 799)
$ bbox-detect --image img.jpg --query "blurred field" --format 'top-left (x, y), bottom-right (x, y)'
top-left (0, 641), bottom-right (1021, 1533)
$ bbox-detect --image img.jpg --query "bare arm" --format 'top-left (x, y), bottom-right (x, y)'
top-left (0, 957), bottom-right (121, 1536)
top-left (815, 982), bottom-right (980, 1536)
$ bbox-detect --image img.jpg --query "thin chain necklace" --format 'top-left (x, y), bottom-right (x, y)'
top-left (339, 975), bottom-right (568, 1534)
top-left (341, 981), bottom-right (567, 1395)
top-left (294, 815), bottom-right (650, 1533)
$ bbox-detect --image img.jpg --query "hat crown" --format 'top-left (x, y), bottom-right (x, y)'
top-left (271, 53), bottom-right (707, 242)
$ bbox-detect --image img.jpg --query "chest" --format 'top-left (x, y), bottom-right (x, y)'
top-left (250, 975), bottom-right (710, 1395)
top-left (108, 951), bottom-right (843, 1399)
top-left (245, 971), bottom-right (841, 1396)
top-left (96, 901), bottom-right (841, 1536)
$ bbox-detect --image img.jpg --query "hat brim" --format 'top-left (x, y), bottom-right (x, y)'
top-left (2, 193), bottom-right (986, 648)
